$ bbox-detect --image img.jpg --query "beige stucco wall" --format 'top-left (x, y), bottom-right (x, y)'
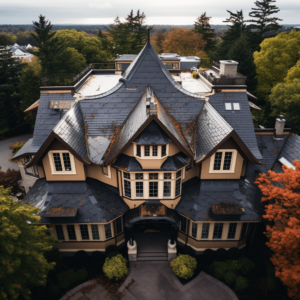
top-left (182, 164), bottom-right (199, 183)
top-left (123, 198), bottom-right (145, 209)
top-left (122, 144), bottom-right (134, 157)
top-left (200, 151), bottom-right (243, 180)
top-left (160, 196), bottom-right (181, 209)
top-left (168, 142), bottom-right (181, 156)
top-left (135, 157), bottom-right (168, 169)
top-left (37, 165), bottom-right (45, 178)
top-left (86, 165), bottom-right (118, 188)
top-left (187, 237), bottom-right (246, 251)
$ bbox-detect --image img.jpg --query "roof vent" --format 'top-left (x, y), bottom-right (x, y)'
top-left (219, 60), bottom-right (239, 77)
top-left (275, 115), bottom-right (285, 138)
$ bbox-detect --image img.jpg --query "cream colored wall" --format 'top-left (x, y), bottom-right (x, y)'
top-left (168, 142), bottom-right (181, 156)
top-left (160, 196), bottom-right (181, 209)
top-left (135, 157), bottom-right (168, 169)
top-left (182, 164), bottom-right (199, 183)
top-left (123, 198), bottom-right (145, 209)
top-left (122, 144), bottom-right (134, 157)
top-left (37, 165), bottom-right (45, 178)
top-left (43, 154), bottom-right (86, 181)
top-left (200, 151), bottom-right (243, 180)
top-left (86, 165), bottom-right (118, 188)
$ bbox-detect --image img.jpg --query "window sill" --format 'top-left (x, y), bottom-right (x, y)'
top-left (51, 172), bottom-right (77, 175)
top-left (209, 170), bottom-right (235, 174)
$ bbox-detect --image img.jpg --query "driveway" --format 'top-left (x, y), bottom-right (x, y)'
top-left (0, 134), bottom-right (32, 171)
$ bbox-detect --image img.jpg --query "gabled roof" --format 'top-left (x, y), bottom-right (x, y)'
top-left (195, 102), bottom-right (233, 161)
top-left (12, 138), bottom-right (34, 161)
top-left (209, 92), bottom-right (262, 160)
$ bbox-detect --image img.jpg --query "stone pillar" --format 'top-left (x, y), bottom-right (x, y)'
top-left (168, 239), bottom-right (177, 261)
top-left (127, 240), bottom-right (137, 261)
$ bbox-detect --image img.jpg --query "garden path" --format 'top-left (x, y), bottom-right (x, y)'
top-left (61, 262), bottom-right (238, 300)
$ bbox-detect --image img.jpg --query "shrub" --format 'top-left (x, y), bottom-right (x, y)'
top-left (237, 257), bottom-right (256, 275)
top-left (44, 247), bottom-right (64, 271)
top-left (216, 248), bottom-right (228, 261)
top-left (214, 266), bottom-right (226, 280)
top-left (182, 245), bottom-right (194, 256)
top-left (106, 245), bottom-right (118, 255)
top-left (235, 276), bottom-right (249, 291)
top-left (171, 254), bottom-right (197, 280)
top-left (58, 270), bottom-right (77, 289)
top-left (224, 271), bottom-right (237, 286)
top-left (103, 254), bottom-right (128, 281)
top-left (47, 285), bottom-right (61, 298)
top-left (268, 277), bottom-right (278, 291)
top-left (75, 268), bottom-right (88, 281)
top-left (106, 251), bottom-right (120, 259)
top-left (75, 250), bottom-right (89, 261)
top-left (91, 251), bottom-right (105, 263)
top-left (9, 141), bottom-right (26, 154)
top-left (227, 247), bottom-right (240, 260)
top-left (203, 249), bottom-right (216, 263)
top-left (192, 71), bottom-right (200, 79)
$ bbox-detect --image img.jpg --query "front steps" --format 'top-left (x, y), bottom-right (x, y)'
top-left (137, 249), bottom-right (168, 261)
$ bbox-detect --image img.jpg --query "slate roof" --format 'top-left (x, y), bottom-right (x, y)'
top-left (114, 152), bottom-right (189, 171)
top-left (31, 93), bottom-right (76, 153)
top-left (177, 172), bottom-right (263, 221)
top-left (195, 102), bottom-right (233, 161)
top-left (53, 102), bottom-right (90, 162)
top-left (23, 178), bottom-right (127, 223)
top-left (209, 92), bottom-right (262, 160)
top-left (12, 138), bottom-right (33, 160)
top-left (135, 120), bottom-right (172, 145)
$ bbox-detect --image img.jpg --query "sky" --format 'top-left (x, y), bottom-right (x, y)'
top-left (0, 0), bottom-right (299, 25)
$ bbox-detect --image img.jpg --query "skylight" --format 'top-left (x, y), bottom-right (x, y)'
top-left (279, 157), bottom-right (295, 170)
top-left (225, 103), bottom-right (240, 110)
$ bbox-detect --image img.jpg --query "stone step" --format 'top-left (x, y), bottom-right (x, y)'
top-left (138, 252), bottom-right (168, 257)
top-left (137, 256), bottom-right (168, 261)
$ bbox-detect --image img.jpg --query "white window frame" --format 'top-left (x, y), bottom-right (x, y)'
top-left (134, 144), bottom-right (169, 159)
top-left (209, 149), bottom-right (237, 174)
top-left (48, 151), bottom-right (76, 175)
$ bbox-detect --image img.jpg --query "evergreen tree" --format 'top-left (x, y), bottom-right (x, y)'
top-left (97, 29), bottom-right (112, 53)
top-left (247, 0), bottom-right (282, 36)
top-left (227, 35), bottom-right (257, 93)
top-left (194, 12), bottom-right (216, 53)
top-left (0, 186), bottom-right (56, 300)
top-left (0, 46), bottom-right (24, 131)
top-left (214, 10), bottom-right (249, 60)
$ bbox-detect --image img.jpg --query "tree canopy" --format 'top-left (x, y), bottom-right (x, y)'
top-left (256, 161), bottom-right (300, 299)
top-left (0, 186), bottom-right (56, 300)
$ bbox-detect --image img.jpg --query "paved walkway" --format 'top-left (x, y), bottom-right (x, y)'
top-left (0, 134), bottom-right (32, 171)
top-left (61, 262), bottom-right (238, 300)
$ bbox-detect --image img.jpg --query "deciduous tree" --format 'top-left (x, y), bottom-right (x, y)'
top-left (0, 186), bottom-right (57, 299)
top-left (256, 161), bottom-right (300, 299)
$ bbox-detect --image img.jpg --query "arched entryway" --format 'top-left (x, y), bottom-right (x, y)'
top-left (124, 202), bottom-right (179, 261)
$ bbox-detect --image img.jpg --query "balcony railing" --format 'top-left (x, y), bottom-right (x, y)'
top-left (199, 70), bottom-right (246, 86)
top-left (125, 203), bottom-right (179, 226)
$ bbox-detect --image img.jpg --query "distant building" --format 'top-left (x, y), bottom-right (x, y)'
top-left (9, 43), bottom-right (35, 62)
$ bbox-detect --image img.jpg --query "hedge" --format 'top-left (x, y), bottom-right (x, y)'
top-left (171, 254), bottom-right (197, 280)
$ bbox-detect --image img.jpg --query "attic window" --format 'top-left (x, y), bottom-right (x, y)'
top-left (48, 151), bottom-right (76, 175)
top-left (225, 103), bottom-right (240, 110)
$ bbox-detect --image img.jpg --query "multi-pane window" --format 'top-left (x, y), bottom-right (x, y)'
top-left (136, 182), bottom-right (143, 197)
top-left (124, 180), bottom-right (131, 197)
top-left (152, 145), bottom-right (158, 156)
top-left (175, 178), bottom-right (181, 197)
top-left (67, 225), bottom-right (77, 240)
top-left (227, 223), bottom-right (237, 239)
top-left (192, 223), bottom-right (197, 238)
top-left (91, 225), bottom-right (100, 240)
top-left (213, 152), bottom-right (223, 170)
top-left (53, 153), bottom-right (63, 171)
top-left (51, 152), bottom-right (73, 172)
top-left (80, 225), bottom-right (90, 240)
top-left (104, 223), bottom-right (112, 239)
top-left (136, 145), bottom-right (141, 157)
top-left (164, 173), bottom-right (171, 179)
top-left (149, 173), bottom-right (158, 179)
top-left (124, 172), bottom-right (130, 179)
top-left (176, 170), bottom-right (182, 178)
top-left (162, 145), bottom-right (167, 157)
top-left (144, 145), bottom-right (150, 156)
top-left (179, 215), bottom-right (187, 233)
top-left (135, 173), bottom-right (143, 180)
top-left (163, 62), bottom-right (179, 70)
top-left (163, 182), bottom-right (171, 197)
top-left (149, 182), bottom-right (158, 197)
top-left (55, 225), bottom-right (65, 240)
top-left (115, 217), bottom-right (123, 235)
top-left (223, 152), bottom-right (232, 170)
top-left (201, 223), bottom-right (210, 239)
top-left (213, 223), bottom-right (223, 239)
top-left (241, 223), bottom-right (248, 238)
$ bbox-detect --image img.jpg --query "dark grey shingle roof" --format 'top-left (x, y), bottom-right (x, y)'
top-left (30, 93), bottom-right (76, 153)
top-left (53, 103), bottom-right (90, 162)
top-left (277, 134), bottom-right (300, 165)
top-left (176, 175), bottom-right (262, 222)
top-left (23, 178), bottom-right (127, 223)
top-left (209, 92), bottom-right (262, 160)
top-left (195, 102), bottom-right (233, 161)
top-left (12, 138), bottom-right (33, 160)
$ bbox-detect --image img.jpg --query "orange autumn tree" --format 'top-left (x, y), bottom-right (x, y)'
top-left (256, 160), bottom-right (300, 299)
top-left (162, 28), bottom-right (207, 57)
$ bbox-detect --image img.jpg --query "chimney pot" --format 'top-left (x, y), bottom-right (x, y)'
top-left (275, 115), bottom-right (286, 138)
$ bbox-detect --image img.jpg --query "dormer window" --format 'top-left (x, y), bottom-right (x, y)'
top-left (135, 144), bottom-right (169, 159)
top-left (48, 151), bottom-right (76, 175)
top-left (144, 146), bottom-right (150, 156)
top-left (209, 150), bottom-right (237, 173)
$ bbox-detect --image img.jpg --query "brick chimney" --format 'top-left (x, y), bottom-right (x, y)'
top-left (274, 115), bottom-right (286, 138)
top-left (219, 60), bottom-right (239, 77)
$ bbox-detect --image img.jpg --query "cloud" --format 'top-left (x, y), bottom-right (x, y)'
top-left (88, 2), bottom-right (113, 9)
